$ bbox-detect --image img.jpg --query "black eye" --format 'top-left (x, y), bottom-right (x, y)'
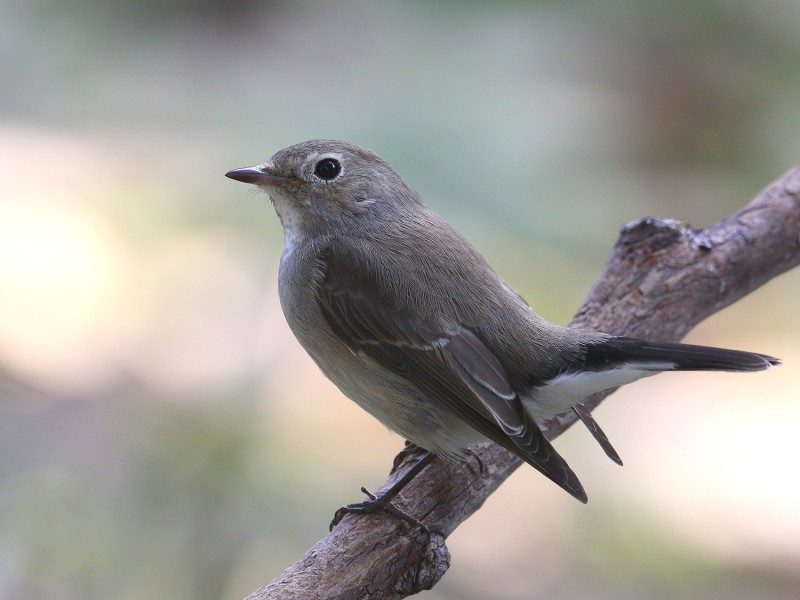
top-left (314, 158), bottom-right (342, 180)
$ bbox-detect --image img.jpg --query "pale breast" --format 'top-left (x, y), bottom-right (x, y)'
top-left (276, 242), bottom-right (482, 456)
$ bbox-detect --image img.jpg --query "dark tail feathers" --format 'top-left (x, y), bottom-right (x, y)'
top-left (584, 337), bottom-right (780, 373)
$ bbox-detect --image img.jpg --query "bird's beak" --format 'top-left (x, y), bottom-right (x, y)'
top-left (225, 165), bottom-right (287, 186)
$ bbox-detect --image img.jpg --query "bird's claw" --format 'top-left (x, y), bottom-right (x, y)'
top-left (329, 487), bottom-right (429, 535)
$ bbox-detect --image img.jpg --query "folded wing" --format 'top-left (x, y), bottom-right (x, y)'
top-left (317, 242), bottom-right (588, 502)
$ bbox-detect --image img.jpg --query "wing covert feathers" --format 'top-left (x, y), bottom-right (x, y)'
top-left (316, 244), bottom-right (588, 502)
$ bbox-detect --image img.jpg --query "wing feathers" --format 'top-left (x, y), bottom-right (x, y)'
top-left (573, 403), bottom-right (623, 466)
top-left (316, 244), bottom-right (587, 502)
top-left (442, 330), bottom-right (586, 501)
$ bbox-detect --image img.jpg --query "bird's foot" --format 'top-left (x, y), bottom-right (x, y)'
top-left (462, 447), bottom-right (485, 476)
top-left (330, 487), bottom-right (429, 534)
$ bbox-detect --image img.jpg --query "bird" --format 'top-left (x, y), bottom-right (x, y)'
top-left (225, 139), bottom-right (779, 521)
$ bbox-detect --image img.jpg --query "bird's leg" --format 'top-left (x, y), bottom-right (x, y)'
top-left (330, 451), bottom-right (436, 533)
top-left (391, 440), bottom-right (427, 472)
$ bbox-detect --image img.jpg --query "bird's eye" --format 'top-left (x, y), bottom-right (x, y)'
top-left (313, 158), bottom-right (342, 181)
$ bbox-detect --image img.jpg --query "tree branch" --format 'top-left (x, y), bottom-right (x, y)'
top-left (246, 163), bottom-right (800, 600)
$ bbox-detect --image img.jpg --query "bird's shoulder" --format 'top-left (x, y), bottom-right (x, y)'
top-left (322, 208), bottom-right (504, 304)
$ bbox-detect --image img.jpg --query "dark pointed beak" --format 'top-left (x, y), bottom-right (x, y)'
top-left (225, 165), bottom-right (286, 185)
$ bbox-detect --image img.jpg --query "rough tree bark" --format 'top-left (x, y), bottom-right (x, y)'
top-left (246, 163), bottom-right (800, 600)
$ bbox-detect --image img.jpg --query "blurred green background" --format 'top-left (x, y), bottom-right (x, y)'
top-left (1, 1), bottom-right (799, 598)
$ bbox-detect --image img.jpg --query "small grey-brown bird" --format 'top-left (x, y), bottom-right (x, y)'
top-left (226, 140), bottom-right (778, 518)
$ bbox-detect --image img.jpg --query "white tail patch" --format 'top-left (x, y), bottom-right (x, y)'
top-left (523, 363), bottom-right (676, 419)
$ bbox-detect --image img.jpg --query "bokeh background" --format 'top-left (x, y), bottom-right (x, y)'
top-left (2, 1), bottom-right (799, 598)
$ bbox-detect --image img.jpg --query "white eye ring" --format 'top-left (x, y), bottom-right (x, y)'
top-left (310, 152), bottom-right (345, 182)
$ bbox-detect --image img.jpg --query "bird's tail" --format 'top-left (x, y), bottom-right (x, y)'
top-left (582, 336), bottom-right (780, 373)
top-left (572, 336), bottom-right (779, 467)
